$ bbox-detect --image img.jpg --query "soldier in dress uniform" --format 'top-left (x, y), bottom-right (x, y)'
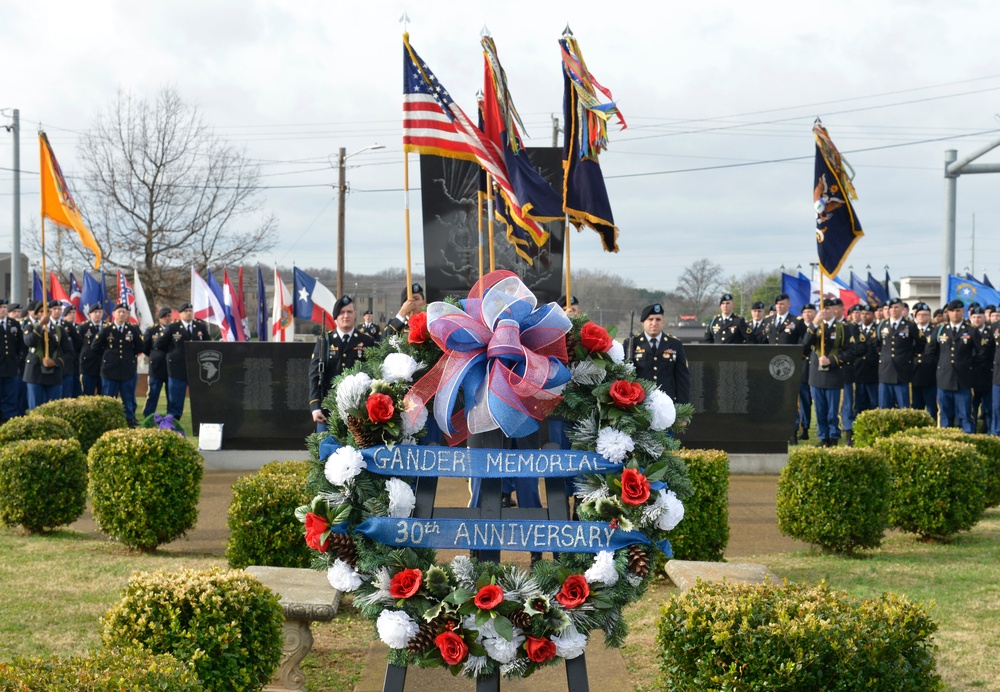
top-left (837, 300), bottom-right (863, 446)
top-left (22, 300), bottom-right (73, 409)
top-left (910, 302), bottom-right (939, 421)
top-left (853, 304), bottom-right (880, 416)
top-left (357, 309), bottom-right (382, 342)
top-left (558, 295), bottom-right (582, 318)
top-left (803, 301), bottom-right (856, 446)
top-left (142, 307), bottom-right (173, 418)
top-left (704, 293), bottom-right (751, 344)
top-left (9, 303), bottom-right (29, 415)
top-left (761, 293), bottom-right (809, 442)
top-left (155, 302), bottom-right (211, 419)
top-left (309, 295), bottom-right (373, 432)
top-left (78, 304), bottom-right (106, 396)
top-left (876, 297), bottom-right (920, 409)
top-left (969, 304), bottom-right (992, 432)
top-left (92, 303), bottom-right (143, 426)
top-left (385, 283), bottom-right (426, 338)
top-left (747, 301), bottom-right (767, 344)
top-left (59, 304), bottom-right (82, 398)
top-left (985, 315), bottom-right (1000, 435)
top-left (928, 300), bottom-right (981, 432)
top-left (623, 303), bottom-right (690, 403)
top-left (0, 299), bottom-right (27, 423)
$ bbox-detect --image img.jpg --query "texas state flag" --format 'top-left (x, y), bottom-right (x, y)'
top-left (292, 268), bottom-right (336, 329)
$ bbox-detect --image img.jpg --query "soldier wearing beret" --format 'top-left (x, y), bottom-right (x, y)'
top-left (910, 302), bottom-right (938, 421)
top-left (746, 301), bottom-right (767, 344)
top-left (803, 300), bottom-right (856, 446)
top-left (155, 302), bottom-right (211, 419)
top-left (357, 308), bottom-right (382, 342)
top-left (876, 297), bottom-right (921, 409)
top-left (59, 304), bottom-right (82, 398)
top-left (0, 298), bottom-right (27, 422)
top-left (704, 293), bottom-right (751, 344)
top-left (309, 295), bottom-right (373, 431)
top-left (22, 300), bottom-right (73, 409)
top-left (623, 303), bottom-right (690, 404)
top-left (142, 307), bottom-right (173, 418)
top-left (968, 304), bottom-right (992, 431)
top-left (92, 303), bottom-right (143, 426)
top-left (559, 295), bottom-right (582, 318)
top-left (984, 310), bottom-right (1000, 435)
top-left (928, 300), bottom-right (981, 433)
top-left (385, 282), bottom-right (426, 338)
top-left (853, 304), bottom-right (880, 416)
top-left (78, 304), bottom-right (106, 396)
top-left (8, 303), bottom-right (28, 415)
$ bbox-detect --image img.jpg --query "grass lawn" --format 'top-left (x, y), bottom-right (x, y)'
top-left (1, 508), bottom-right (997, 690)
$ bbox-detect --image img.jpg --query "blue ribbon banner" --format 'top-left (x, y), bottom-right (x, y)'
top-left (350, 517), bottom-right (671, 556)
top-left (319, 438), bottom-right (622, 479)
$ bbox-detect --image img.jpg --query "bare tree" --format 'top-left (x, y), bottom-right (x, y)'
top-left (675, 258), bottom-right (725, 319)
top-left (726, 269), bottom-right (779, 315)
top-left (78, 87), bottom-right (277, 307)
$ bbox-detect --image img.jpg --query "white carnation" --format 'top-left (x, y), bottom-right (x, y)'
top-left (402, 404), bottom-right (428, 436)
top-left (377, 610), bottom-right (419, 649)
top-left (324, 446), bottom-right (367, 486)
top-left (386, 477), bottom-right (416, 518)
top-left (328, 558), bottom-right (363, 592)
top-left (483, 631), bottom-right (525, 664)
top-left (654, 490), bottom-right (685, 531)
top-left (336, 372), bottom-right (373, 422)
top-left (552, 624), bottom-right (588, 659)
top-left (596, 427), bottom-right (635, 463)
top-left (607, 340), bottom-right (624, 364)
top-left (381, 353), bottom-right (421, 384)
top-left (584, 550), bottom-right (619, 587)
top-left (464, 614), bottom-right (496, 639)
top-left (645, 389), bottom-right (676, 431)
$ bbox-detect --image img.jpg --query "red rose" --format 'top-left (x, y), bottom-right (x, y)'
top-left (366, 392), bottom-right (395, 423)
top-left (609, 380), bottom-right (645, 408)
top-left (473, 584), bottom-right (505, 611)
top-left (434, 630), bottom-right (469, 665)
top-left (388, 568), bottom-right (423, 599)
top-left (620, 467), bottom-right (651, 506)
top-left (408, 311), bottom-right (429, 344)
top-left (524, 635), bottom-right (557, 663)
top-left (579, 322), bottom-right (613, 354)
top-left (555, 574), bottom-right (590, 609)
top-left (303, 512), bottom-right (331, 552)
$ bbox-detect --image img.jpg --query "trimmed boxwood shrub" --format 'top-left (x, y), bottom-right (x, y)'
top-left (0, 414), bottom-right (76, 444)
top-left (0, 439), bottom-right (87, 533)
top-left (776, 446), bottom-right (889, 553)
top-left (657, 580), bottom-right (940, 691)
top-left (33, 395), bottom-right (128, 452)
top-left (668, 450), bottom-right (729, 561)
top-left (226, 460), bottom-right (312, 569)
top-left (853, 407), bottom-right (934, 448)
top-left (88, 428), bottom-right (203, 551)
top-left (875, 435), bottom-right (987, 541)
top-left (895, 427), bottom-right (1000, 508)
top-left (0, 648), bottom-right (202, 691)
top-left (101, 567), bottom-right (283, 692)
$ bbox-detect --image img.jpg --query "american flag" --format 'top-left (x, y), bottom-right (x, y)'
top-left (117, 269), bottom-right (137, 324)
top-left (403, 35), bottom-right (546, 242)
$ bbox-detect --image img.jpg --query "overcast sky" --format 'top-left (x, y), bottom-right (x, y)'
top-left (3, 0), bottom-right (1000, 294)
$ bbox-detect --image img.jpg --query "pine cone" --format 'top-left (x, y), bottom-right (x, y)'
top-left (407, 615), bottom-right (452, 654)
top-left (347, 414), bottom-right (380, 449)
top-left (565, 331), bottom-right (581, 366)
top-left (329, 533), bottom-right (358, 567)
top-left (627, 545), bottom-right (650, 578)
top-left (508, 608), bottom-right (533, 630)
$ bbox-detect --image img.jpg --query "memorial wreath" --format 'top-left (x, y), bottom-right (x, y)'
top-left (298, 271), bottom-right (694, 680)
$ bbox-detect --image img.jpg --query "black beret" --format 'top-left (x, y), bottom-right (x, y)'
top-left (88, 303), bottom-right (103, 313)
top-left (113, 303), bottom-right (129, 312)
top-left (774, 293), bottom-right (790, 303)
top-left (558, 295), bottom-right (579, 306)
top-left (401, 282), bottom-right (424, 303)
top-left (332, 294), bottom-right (353, 320)
top-left (157, 307), bottom-right (172, 319)
top-left (719, 293), bottom-right (733, 303)
top-left (179, 302), bottom-right (193, 311)
top-left (640, 303), bottom-right (664, 321)
top-left (47, 300), bottom-right (62, 309)
top-left (751, 301), bottom-right (765, 310)
top-left (802, 303), bottom-right (817, 311)
top-left (863, 304), bottom-right (876, 313)
top-left (986, 305), bottom-right (997, 312)
top-left (887, 297), bottom-right (902, 307)
top-left (0, 298), bottom-right (6, 306)
top-left (945, 299), bottom-right (965, 311)
top-left (933, 308), bottom-right (944, 317)
top-left (8, 303), bottom-right (20, 310)
top-left (912, 302), bottom-right (931, 313)
top-left (824, 297), bottom-right (842, 307)
top-left (363, 309), bottom-right (373, 316)
top-left (26, 301), bottom-right (40, 312)
top-left (969, 305), bottom-right (985, 315)
top-left (848, 304), bottom-right (862, 313)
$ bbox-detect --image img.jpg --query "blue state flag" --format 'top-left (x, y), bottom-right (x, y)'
top-left (32, 271), bottom-right (43, 303)
top-left (256, 264), bottom-right (268, 342)
top-left (949, 275), bottom-right (1000, 308)
top-left (81, 272), bottom-right (102, 313)
top-left (866, 272), bottom-right (888, 306)
top-left (813, 121), bottom-right (863, 278)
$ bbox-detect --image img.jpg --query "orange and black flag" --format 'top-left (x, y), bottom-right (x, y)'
top-left (39, 132), bottom-right (101, 269)
top-left (813, 120), bottom-right (862, 278)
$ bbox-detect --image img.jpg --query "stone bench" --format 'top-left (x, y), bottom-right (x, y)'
top-left (665, 559), bottom-right (778, 592)
top-left (245, 566), bottom-right (342, 692)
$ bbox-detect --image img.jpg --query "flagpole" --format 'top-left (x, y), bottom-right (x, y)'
top-left (564, 215), bottom-right (572, 312)
top-left (38, 131), bottom-right (51, 359)
top-left (404, 150), bottom-right (413, 300)
top-left (477, 187), bottom-right (484, 281)
top-left (818, 269), bottom-right (826, 360)
top-left (486, 173), bottom-right (496, 272)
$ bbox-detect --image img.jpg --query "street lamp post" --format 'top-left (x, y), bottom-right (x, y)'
top-left (336, 144), bottom-right (385, 297)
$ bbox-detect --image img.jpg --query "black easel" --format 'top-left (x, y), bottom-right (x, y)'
top-left (382, 428), bottom-right (590, 691)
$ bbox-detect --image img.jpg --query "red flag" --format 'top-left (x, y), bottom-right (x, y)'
top-left (49, 272), bottom-right (72, 308)
top-left (223, 270), bottom-right (248, 341)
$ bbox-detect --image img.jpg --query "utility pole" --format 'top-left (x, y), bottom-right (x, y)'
top-left (551, 115), bottom-right (560, 148)
top-left (5, 109), bottom-right (21, 302)
top-left (336, 146), bottom-right (346, 298)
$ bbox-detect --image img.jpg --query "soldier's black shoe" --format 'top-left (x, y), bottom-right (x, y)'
top-left (501, 493), bottom-right (515, 508)
top-left (844, 431), bottom-right (854, 447)
top-left (799, 428), bottom-right (809, 440)
top-left (127, 419), bottom-right (137, 429)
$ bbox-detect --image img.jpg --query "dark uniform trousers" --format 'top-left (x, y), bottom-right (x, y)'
top-left (929, 322), bottom-right (979, 433)
top-left (142, 323), bottom-right (170, 418)
top-left (853, 323), bottom-right (880, 415)
top-left (94, 323), bottom-right (143, 422)
top-left (911, 323), bottom-right (938, 421)
top-left (876, 319), bottom-right (920, 409)
top-left (987, 324), bottom-right (1000, 436)
top-left (804, 322), bottom-right (853, 442)
top-left (155, 321), bottom-right (211, 419)
top-left (23, 323), bottom-right (71, 409)
top-left (0, 318), bottom-right (26, 422)
top-left (308, 330), bottom-right (373, 432)
top-left (78, 320), bottom-right (105, 396)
